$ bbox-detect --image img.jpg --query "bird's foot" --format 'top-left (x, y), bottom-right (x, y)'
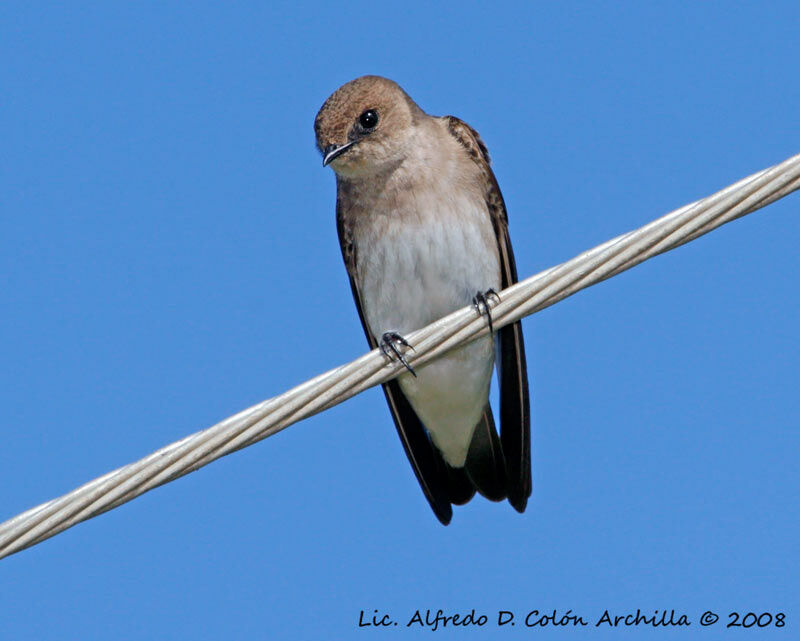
top-left (380, 332), bottom-right (417, 377)
top-left (473, 288), bottom-right (500, 334)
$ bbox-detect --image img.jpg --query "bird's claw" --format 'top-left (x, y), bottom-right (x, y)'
top-left (473, 288), bottom-right (500, 334)
top-left (380, 332), bottom-right (417, 377)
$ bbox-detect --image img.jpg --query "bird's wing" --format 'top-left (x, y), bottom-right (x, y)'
top-left (336, 192), bottom-right (453, 525)
top-left (444, 116), bottom-right (532, 512)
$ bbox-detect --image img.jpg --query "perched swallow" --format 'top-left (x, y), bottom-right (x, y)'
top-left (315, 75), bottom-right (530, 524)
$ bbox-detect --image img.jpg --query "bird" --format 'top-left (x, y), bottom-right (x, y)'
top-left (314, 75), bottom-right (530, 524)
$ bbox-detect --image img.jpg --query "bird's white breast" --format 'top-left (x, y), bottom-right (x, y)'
top-left (354, 173), bottom-right (501, 466)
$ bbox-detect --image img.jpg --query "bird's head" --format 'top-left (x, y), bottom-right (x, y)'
top-left (314, 75), bottom-right (423, 179)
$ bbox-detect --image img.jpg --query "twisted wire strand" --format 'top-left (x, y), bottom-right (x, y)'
top-left (1, 152), bottom-right (798, 560)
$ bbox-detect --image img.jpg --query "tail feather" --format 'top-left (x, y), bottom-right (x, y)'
top-left (464, 406), bottom-right (508, 501)
top-left (444, 464), bottom-right (476, 505)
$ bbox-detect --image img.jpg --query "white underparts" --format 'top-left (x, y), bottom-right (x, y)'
top-left (356, 176), bottom-right (501, 467)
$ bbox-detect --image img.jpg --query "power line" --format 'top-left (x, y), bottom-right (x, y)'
top-left (1, 152), bottom-right (798, 560)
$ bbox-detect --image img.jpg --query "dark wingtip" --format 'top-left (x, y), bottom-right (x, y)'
top-left (434, 503), bottom-right (453, 526)
top-left (498, 320), bottom-right (531, 516)
top-left (379, 380), bottom-right (453, 526)
top-left (508, 492), bottom-right (529, 513)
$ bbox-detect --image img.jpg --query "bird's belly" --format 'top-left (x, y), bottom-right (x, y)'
top-left (396, 338), bottom-right (495, 467)
top-left (356, 207), bottom-right (501, 466)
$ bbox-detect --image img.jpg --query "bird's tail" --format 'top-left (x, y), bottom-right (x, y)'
top-left (448, 405), bottom-right (508, 503)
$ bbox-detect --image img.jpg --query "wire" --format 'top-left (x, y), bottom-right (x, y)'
top-left (1, 152), bottom-right (798, 560)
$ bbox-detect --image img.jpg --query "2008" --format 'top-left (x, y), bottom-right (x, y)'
top-left (727, 612), bottom-right (785, 628)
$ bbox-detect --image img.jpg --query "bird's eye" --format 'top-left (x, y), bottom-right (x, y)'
top-left (358, 109), bottom-right (379, 130)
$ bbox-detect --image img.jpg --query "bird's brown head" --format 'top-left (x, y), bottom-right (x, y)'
top-left (314, 75), bottom-right (424, 178)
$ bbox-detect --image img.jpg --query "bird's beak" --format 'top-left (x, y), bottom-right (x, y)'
top-left (322, 142), bottom-right (355, 167)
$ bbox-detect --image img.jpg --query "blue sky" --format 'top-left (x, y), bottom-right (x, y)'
top-left (1, 3), bottom-right (798, 639)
